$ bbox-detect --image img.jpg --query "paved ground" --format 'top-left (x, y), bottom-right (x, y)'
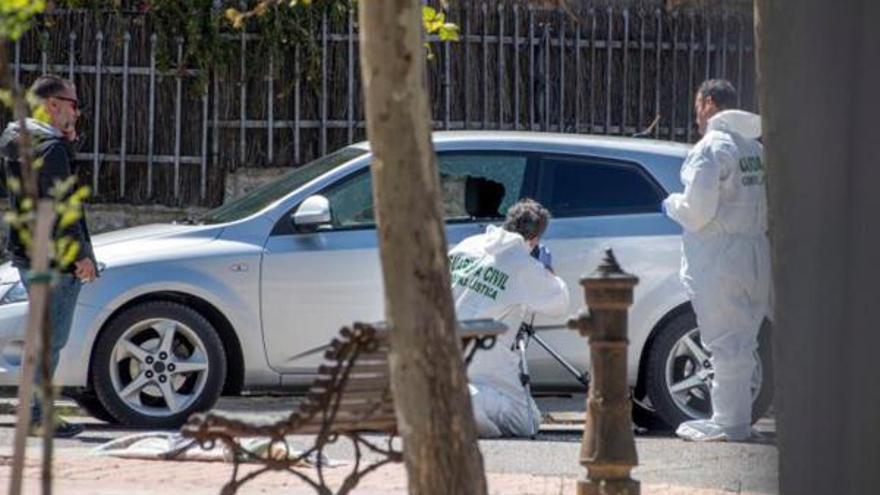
top-left (0, 394), bottom-right (778, 494)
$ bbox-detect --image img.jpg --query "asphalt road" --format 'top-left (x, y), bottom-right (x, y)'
top-left (0, 394), bottom-right (778, 494)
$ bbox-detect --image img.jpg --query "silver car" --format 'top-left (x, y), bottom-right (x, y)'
top-left (0, 131), bottom-right (772, 428)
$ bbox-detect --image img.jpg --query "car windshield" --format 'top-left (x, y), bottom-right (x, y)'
top-left (197, 147), bottom-right (368, 225)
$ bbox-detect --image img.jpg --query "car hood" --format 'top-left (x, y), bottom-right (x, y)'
top-left (92, 223), bottom-right (224, 265)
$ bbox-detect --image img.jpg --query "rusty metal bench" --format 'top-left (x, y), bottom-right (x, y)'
top-left (181, 319), bottom-right (504, 495)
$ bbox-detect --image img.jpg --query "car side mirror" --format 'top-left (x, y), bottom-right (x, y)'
top-left (292, 195), bottom-right (331, 230)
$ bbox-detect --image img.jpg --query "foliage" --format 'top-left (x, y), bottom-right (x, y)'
top-left (0, 0), bottom-right (46, 41)
top-left (50, 0), bottom-right (350, 89)
top-left (3, 170), bottom-right (91, 270)
top-left (422, 5), bottom-right (459, 42)
top-left (223, 1), bottom-right (460, 61)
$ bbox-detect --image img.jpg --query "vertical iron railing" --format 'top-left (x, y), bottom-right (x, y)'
top-left (0, 3), bottom-right (756, 206)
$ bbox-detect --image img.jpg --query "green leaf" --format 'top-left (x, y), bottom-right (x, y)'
top-left (0, 0), bottom-right (46, 41)
top-left (31, 103), bottom-right (51, 124)
top-left (49, 175), bottom-right (76, 199)
top-left (57, 237), bottom-right (80, 268)
top-left (6, 176), bottom-right (21, 194)
top-left (58, 208), bottom-right (82, 229)
top-left (0, 89), bottom-right (11, 108)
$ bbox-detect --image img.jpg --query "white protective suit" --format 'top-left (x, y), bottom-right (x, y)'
top-left (662, 110), bottom-right (771, 442)
top-left (449, 225), bottom-right (569, 437)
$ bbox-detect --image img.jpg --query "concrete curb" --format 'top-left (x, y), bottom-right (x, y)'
top-left (0, 398), bottom-right (82, 417)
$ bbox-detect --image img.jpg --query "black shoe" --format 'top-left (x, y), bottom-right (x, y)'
top-left (29, 419), bottom-right (85, 438)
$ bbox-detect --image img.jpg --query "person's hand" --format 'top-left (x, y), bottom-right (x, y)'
top-left (537, 244), bottom-right (553, 273)
top-left (74, 258), bottom-right (97, 282)
top-left (60, 121), bottom-right (78, 142)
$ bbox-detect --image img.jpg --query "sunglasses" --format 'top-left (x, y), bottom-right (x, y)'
top-left (52, 95), bottom-right (80, 111)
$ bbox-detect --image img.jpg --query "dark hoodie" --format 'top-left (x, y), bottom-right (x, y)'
top-left (1, 118), bottom-right (94, 272)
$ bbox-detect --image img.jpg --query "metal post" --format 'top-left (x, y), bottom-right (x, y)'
top-left (590, 8), bottom-right (597, 133)
top-left (687, 12), bottom-right (696, 142)
top-left (67, 32), bottom-right (76, 80)
top-left (513, 4), bottom-right (520, 130)
top-left (40, 32), bottom-right (48, 74)
top-left (671, 12), bottom-right (679, 140)
top-left (294, 44), bottom-right (301, 164)
top-left (737, 14), bottom-right (744, 108)
top-left (93, 32), bottom-right (103, 194)
top-left (464, 5), bottom-right (471, 129)
top-left (267, 52), bottom-right (275, 163)
top-left (543, 22), bottom-right (550, 131)
top-left (174, 39), bottom-right (183, 199)
top-left (497, 3), bottom-right (504, 130)
top-left (704, 13), bottom-right (711, 80)
top-left (14, 39), bottom-right (20, 86)
top-left (528, 5), bottom-right (535, 130)
top-left (239, 27), bottom-right (246, 167)
top-left (654, 9), bottom-right (662, 138)
top-left (720, 11), bottom-right (728, 78)
top-left (481, 2), bottom-right (488, 129)
top-left (444, 19), bottom-right (452, 130)
top-left (622, 9), bottom-right (629, 135)
top-left (638, 10), bottom-right (646, 130)
top-left (605, 7), bottom-right (613, 134)
top-left (320, 9), bottom-right (328, 155)
top-left (147, 34), bottom-right (156, 197)
top-left (567, 249), bottom-right (640, 495)
top-left (558, 13), bottom-right (565, 132)
top-left (121, 32), bottom-right (130, 198)
top-left (348, 4), bottom-right (356, 141)
top-left (574, 16), bottom-right (581, 133)
top-left (201, 85), bottom-right (208, 201)
top-left (212, 70), bottom-right (219, 192)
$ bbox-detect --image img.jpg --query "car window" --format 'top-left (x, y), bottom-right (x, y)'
top-left (321, 168), bottom-right (376, 228)
top-left (314, 152), bottom-right (529, 230)
top-left (537, 155), bottom-right (662, 217)
top-left (199, 147), bottom-right (367, 225)
top-left (438, 153), bottom-right (528, 220)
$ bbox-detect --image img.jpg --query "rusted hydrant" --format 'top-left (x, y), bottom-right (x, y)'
top-left (567, 249), bottom-right (640, 495)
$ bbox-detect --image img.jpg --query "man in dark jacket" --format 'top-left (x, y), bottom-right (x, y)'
top-left (1, 75), bottom-right (96, 437)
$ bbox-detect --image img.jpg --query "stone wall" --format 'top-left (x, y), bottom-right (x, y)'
top-left (0, 201), bottom-right (208, 263)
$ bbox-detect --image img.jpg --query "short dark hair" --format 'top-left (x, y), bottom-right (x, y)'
top-left (29, 75), bottom-right (74, 100)
top-left (697, 79), bottom-right (737, 110)
top-left (502, 198), bottom-right (550, 241)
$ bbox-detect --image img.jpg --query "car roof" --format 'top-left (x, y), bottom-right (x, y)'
top-left (349, 130), bottom-right (691, 158)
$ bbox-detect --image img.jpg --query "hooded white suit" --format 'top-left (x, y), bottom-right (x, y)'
top-left (449, 225), bottom-right (569, 437)
top-left (663, 110), bottom-right (772, 441)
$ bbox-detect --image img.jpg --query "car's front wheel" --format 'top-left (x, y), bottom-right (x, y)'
top-left (91, 301), bottom-right (227, 428)
top-left (643, 310), bottom-right (773, 429)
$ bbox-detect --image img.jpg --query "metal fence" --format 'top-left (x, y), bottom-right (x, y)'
top-left (0, 3), bottom-right (756, 207)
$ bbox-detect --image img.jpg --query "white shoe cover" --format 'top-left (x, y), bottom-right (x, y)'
top-left (676, 419), bottom-right (754, 442)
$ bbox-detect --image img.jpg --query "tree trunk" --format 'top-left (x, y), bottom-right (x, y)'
top-left (1, 41), bottom-right (56, 495)
top-left (357, 2), bottom-right (488, 494)
top-left (9, 202), bottom-right (54, 495)
top-left (756, 0), bottom-right (880, 493)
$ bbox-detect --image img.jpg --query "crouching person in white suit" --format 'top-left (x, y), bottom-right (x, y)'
top-left (449, 199), bottom-right (569, 438)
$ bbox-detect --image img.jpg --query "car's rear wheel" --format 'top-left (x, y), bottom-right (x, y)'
top-left (643, 311), bottom-right (773, 429)
top-left (91, 301), bottom-right (227, 428)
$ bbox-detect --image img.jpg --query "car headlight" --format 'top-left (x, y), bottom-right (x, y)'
top-left (0, 281), bottom-right (28, 305)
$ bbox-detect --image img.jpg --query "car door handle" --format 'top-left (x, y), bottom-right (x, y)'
top-left (230, 263), bottom-right (249, 273)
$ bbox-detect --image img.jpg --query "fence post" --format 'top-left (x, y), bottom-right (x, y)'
top-left (567, 249), bottom-right (640, 495)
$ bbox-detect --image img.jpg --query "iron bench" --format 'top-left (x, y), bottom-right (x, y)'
top-left (181, 319), bottom-right (505, 495)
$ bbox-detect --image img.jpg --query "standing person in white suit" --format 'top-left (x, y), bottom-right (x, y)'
top-left (449, 198), bottom-right (569, 438)
top-left (662, 79), bottom-right (772, 442)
